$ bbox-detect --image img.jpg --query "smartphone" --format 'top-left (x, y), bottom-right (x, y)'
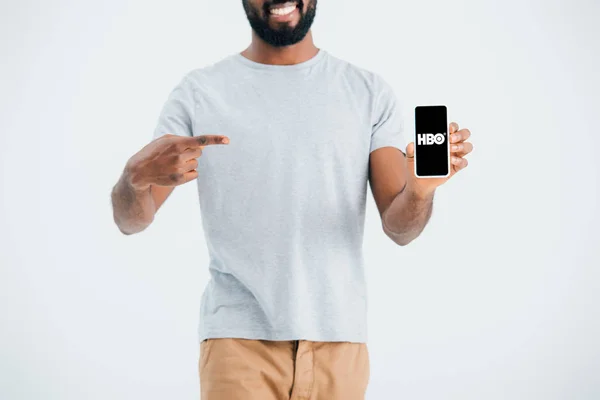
top-left (414, 105), bottom-right (450, 178)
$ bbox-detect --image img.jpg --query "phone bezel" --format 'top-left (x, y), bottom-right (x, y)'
top-left (414, 105), bottom-right (451, 179)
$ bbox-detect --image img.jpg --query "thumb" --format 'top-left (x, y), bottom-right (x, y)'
top-left (406, 142), bottom-right (415, 158)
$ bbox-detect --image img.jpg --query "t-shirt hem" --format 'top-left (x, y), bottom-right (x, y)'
top-left (198, 327), bottom-right (367, 344)
top-left (369, 140), bottom-right (406, 154)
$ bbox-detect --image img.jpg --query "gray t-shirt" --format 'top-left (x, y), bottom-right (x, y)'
top-left (153, 49), bottom-right (406, 343)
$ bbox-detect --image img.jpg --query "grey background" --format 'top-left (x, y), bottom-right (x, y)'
top-left (1, 0), bottom-right (598, 399)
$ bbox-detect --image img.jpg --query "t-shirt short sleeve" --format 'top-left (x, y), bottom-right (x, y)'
top-left (369, 77), bottom-right (406, 154)
top-left (152, 76), bottom-right (195, 140)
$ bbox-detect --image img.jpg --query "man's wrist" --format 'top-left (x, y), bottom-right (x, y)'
top-left (123, 161), bottom-right (150, 192)
top-left (407, 178), bottom-right (435, 201)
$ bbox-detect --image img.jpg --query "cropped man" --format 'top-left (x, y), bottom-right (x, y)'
top-left (111, 1), bottom-right (473, 398)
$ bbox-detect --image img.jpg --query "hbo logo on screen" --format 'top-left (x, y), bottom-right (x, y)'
top-left (417, 133), bottom-right (446, 145)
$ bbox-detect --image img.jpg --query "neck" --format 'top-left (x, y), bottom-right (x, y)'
top-left (241, 31), bottom-right (319, 65)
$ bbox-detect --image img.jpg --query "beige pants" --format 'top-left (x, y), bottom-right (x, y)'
top-left (199, 338), bottom-right (370, 400)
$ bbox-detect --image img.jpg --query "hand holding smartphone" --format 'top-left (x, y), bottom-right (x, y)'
top-left (414, 105), bottom-right (450, 178)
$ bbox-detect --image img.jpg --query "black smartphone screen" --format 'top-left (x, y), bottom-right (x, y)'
top-left (415, 105), bottom-right (449, 177)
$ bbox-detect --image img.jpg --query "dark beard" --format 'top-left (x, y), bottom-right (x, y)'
top-left (242, 0), bottom-right (317, 47)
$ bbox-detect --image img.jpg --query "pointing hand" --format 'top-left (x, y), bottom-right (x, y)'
top-left (125, 134), bottom-right (230, 190)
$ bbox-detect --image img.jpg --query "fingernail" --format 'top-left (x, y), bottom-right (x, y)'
top-left (222, 138), bottom-right (229, 144)
top-left (451, 145), bottom-right (458, 152)
top-left (452, 156), bottom-right (458, 164)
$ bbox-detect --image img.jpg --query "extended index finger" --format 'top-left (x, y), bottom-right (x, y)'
top-left (188, 135), bottom-right (230, 148)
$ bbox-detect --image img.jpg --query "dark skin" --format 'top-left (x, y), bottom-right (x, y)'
top-left (370, 122), bottom-right (472, 245)
top-left (111, 134), bottom-right (229, 235)
top-left (241, 0), bottom-right (319, 65)
top-left (111, 0), bottom-right (474, 242)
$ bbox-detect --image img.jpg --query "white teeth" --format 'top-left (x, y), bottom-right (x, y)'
top-left (270, 4), bottom-right (296, 16)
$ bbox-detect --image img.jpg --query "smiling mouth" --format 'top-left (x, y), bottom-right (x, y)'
top-left (268, 1), bottom-right (299, 16)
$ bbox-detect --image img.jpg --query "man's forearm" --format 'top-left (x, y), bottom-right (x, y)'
top-left (381, 182), bottom-right (435, 246)
top-left (111, 169), bottom-right (156, 235)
